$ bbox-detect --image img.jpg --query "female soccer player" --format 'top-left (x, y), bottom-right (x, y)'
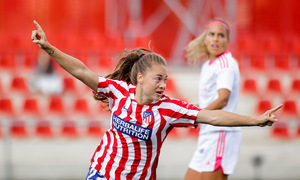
top-left (184, 19), bottom-right (243, 180)
top-left (31, 20), bottom-right (281, 180)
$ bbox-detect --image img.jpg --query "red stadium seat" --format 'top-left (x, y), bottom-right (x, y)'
top-left (265, 79), bottom-right (282, 95)
top-left (35, 120), bottom-right (54, 138)
top-left (256, 100), bottom-right (272, 115)
top-left (290, 79), bottom-right (300, 97)
top-left (0, 98), bottom-right (15, 117)
top-left (22, 97), bottom-right (40, 117)
top-left (10, 120), bottom-right (28, 138)
top-left (63, 77), bottom-right (78, 94)
top-left (241, 79), bottom-right (258, 95)
top-left (48, 96), bottom-right (66, 116)
top-left (281, 100), bottom-right (298, 118)
top-left (61, 120), bottom-right (78, 138)
top-left (270, 122), bottom-right (290, 140)
top-left (87, 120), bottom-right (104, 138)
top-left (10, 76), bottom-right (29, 94)
top-left (73, 98), bottom-right (90, 115)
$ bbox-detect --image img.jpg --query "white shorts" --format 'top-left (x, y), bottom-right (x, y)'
top-left (188, 131), bottom-right (242, 175)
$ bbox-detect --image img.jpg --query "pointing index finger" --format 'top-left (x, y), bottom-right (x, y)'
top-left (33, 20), bottom-right (43, 31)
top-left (269, 104), bottom-right (283, 114)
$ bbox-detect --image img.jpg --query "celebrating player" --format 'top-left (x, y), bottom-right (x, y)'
top-left (31, 20), bottom-right (281, 180)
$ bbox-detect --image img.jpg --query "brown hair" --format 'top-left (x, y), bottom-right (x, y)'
top-left (93, 48), bottom-right (167, 103)
top-left (185, 18), bottom-right (230, 65)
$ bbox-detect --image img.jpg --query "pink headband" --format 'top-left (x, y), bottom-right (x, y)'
top-left (206, 20), bottom-right (230, 35)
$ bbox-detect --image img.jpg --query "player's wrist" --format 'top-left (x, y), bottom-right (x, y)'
top-left (41, 43), bottom-right (54, 55)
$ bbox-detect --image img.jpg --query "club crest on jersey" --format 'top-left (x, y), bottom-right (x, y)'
top-left (143, 111), bottom-right (153, 124)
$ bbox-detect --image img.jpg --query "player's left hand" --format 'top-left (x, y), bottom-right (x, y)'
top-left (258, 104), bottom-right (282, 127)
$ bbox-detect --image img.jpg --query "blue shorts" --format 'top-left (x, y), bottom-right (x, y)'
top-left (86, 167), bottom-right (107, 180)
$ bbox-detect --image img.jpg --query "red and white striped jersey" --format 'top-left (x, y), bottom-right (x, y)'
top-left (198, 51), bottom-right (240, 133)
top-left (90, 76), bottom-right (200, 180)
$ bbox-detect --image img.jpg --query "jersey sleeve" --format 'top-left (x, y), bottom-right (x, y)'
top-left (92, 76), bottom-right (128, 99)
top-left (163, 99), bottom-right (201, 128)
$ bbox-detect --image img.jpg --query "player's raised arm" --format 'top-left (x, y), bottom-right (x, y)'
top-left (196, 104), bottom-right (282, 127)
top-left (31, 20), bottom-right (99, 92)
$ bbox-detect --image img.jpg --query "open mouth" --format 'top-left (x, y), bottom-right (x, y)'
top-left (156, 91), bottom-right (163, 96)
top-left (211, 44), bottom-right (219, 49)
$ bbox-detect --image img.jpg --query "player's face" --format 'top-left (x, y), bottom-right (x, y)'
top-left (204, 23), bottom-right (229, 59)
top-left (139, 63), bottom-right (168, 104)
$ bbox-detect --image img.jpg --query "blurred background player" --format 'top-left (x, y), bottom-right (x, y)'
top-left (30, 49), bottom-right (63, 95)
top-left (184, 19), bottom-right (241, 180)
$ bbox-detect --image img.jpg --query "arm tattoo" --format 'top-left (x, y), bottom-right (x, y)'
top-left (47, 50), bottom-right (54, 55)
top-left (42, 47), bottom-right (54, 55)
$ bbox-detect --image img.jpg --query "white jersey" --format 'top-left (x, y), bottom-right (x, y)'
top-left (199, 51), bottom-right (240, 133)
top-left (91, 76), bottom-right (200, 180)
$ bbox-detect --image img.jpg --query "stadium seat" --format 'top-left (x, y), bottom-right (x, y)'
top-left (61, 120), bottom-right (78, 138)
top-left (290, 79), bottom-right (300, 96)
top-left (265, 79), bottom-right (282, 95)
top-left (10, 76), bottom-right (29, 94)
top-left (87, 120), bottom-right (104, 138)
top-left (256, 100), bottom-right (272, 115)
top-left (270, 122), bottom-right (290, 140)
top-left (63, 77), bottom-right (77, 94)
top-left (0, 98), bottom-right (15, 117)
top-left (35, 120), bottom-right (54, 138)
top-left (281, 100), bottom-right (298, 118)
top-left (10, 120), bottom-right (28, 138)
top-left (22, 97), bottom-right (40, 117)
top-left (48, 96), bottom-right (66, 116)
top-left (73, 98), bottom-right (90, 115)
top-left (241, 79), bottom-right (258, 95)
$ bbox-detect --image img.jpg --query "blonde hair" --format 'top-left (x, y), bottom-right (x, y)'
top-left (185, 31), bottom-right (207, 65)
